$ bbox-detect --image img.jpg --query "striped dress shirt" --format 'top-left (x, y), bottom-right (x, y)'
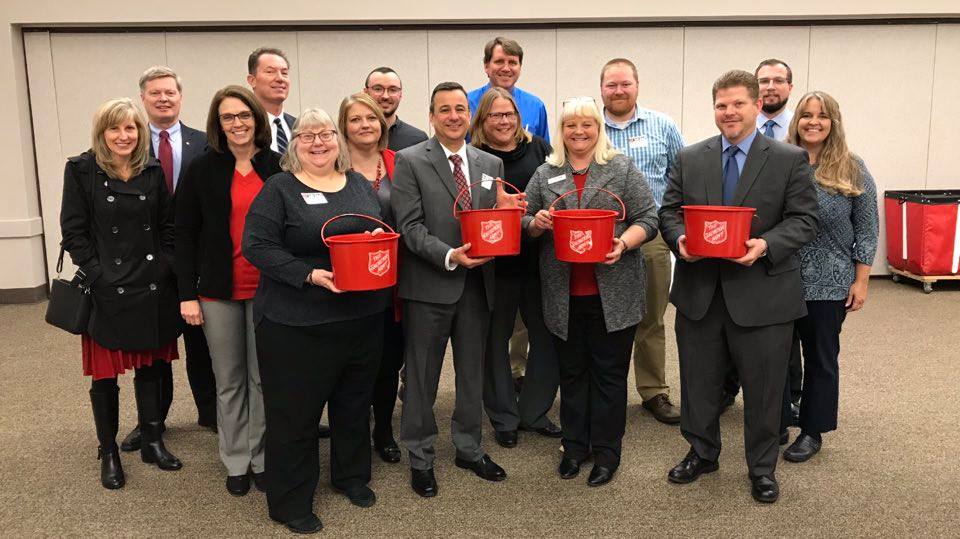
top-left (603, 106), bottom-right (684, 207)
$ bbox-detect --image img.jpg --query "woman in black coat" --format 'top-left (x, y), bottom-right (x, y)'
top-left (60, 98), bottom-right (183, 490)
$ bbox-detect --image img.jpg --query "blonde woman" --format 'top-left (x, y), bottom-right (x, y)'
top-left (60, 98), bottom-right (183, 489)
top-left (523, 97), bottom-right (658, 486)
top-left (784, 91), bottom-right (879, 462)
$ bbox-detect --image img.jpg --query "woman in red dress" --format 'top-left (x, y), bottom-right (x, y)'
top-left (60, 98), bottom-right (183, 490)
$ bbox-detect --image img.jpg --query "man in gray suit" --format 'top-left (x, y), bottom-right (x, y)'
top-left (659, 70), bottom-right (818, 503)
top-left (391, 81), bottom-right (524, 498)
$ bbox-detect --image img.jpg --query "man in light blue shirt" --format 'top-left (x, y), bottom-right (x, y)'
top-left (467, 37), bottom-right (549, 141)
top-left (754, 58), bottom-right (795, 142)
top-left (600, 58), bottom-right (685, 424)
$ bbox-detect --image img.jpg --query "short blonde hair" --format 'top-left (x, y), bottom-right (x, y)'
top-left (281, 108), bottom-right (349, 174)
top-left (546, 97), bottom-right (618, 168)
top-left (91, 98), bottom-right (151, 179)
top-left (337, 92), bottom-right (389, 160)
top-left (469, 87), bottom-right (531, 149)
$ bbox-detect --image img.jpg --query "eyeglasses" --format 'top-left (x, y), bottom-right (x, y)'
top-left (757, 77), bottom-right (790, 86)
top-left (486, 111), bottom-right (517, 122)
top-left (295, 130), bottom-right (338, 143)
top-left (367, 85), bottom-right (402, 96)
top-left (219, 111), bottom-right (253, 124)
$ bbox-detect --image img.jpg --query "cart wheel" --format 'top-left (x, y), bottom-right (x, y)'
top-left (891, 274), bottom-right (902, 283)
top-left (923, 282), bottom-right (933, 294)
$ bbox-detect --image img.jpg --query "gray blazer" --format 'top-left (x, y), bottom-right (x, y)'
top-left (391, 137), bottom-right (505, 306)
top-left (522, 153), bottom-right (659, 340)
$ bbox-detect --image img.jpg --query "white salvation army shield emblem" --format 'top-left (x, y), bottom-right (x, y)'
top-left (480, 220), bottom-right (503, 244)
top-left (368, 249), bottom-right (391, 277)
top-left (703, 220), bottom-right (728, 245)
top-left (569, 230), bottom-right (593, 254)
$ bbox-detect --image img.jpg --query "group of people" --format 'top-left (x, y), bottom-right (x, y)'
top-left (59, 36), bottom-right (879, 533)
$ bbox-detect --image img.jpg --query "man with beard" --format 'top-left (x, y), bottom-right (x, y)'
top-left (754, 59), bottom-right (794, 141)
top-left (600, 58), bottom-right (684, 425)
top-left (467, 37), bottom-right (549, 141)
top-left (247, 47), bottom-right (295, 154)
top-left (364, 67), bottom-right (428, 152)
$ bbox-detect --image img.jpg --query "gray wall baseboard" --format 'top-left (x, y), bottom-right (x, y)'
top-left (0, 284), bottom-right (48, 304)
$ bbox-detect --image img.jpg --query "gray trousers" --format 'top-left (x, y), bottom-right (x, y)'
top-left (200, 299), bottom-right (265, 476)
top-left (400, 271), bottom-right (490, 470)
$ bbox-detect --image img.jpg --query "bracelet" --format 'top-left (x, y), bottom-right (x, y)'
top-left (617, 237), bottom-right (629, 251)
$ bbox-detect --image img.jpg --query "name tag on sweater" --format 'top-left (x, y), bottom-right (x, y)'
top-left (301, 192), bottom-right (327, 205)
top-left (547, 174), bottom-right (566, 185)
top-left (629, 136), bottom-right (648, 149)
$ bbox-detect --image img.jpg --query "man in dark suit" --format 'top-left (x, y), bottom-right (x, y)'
top-left (391, 82), bottom-right (524, 498)
top-left (659, 70), bottom-right (818, 503)
top-left (121, 65), bottom-right (215, 452)
top-left (247, 47), bottom-right (296, 154)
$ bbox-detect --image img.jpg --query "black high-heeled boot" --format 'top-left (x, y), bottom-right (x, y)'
top-left (134, 376), bottom-right (182, 471)
top-left (90, 385), bottom-right (125, 489)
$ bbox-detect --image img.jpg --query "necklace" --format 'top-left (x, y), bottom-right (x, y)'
top-left (371, 155), bottom-right (384, 193)
top-left (571, 164), bottom-right (590, 176)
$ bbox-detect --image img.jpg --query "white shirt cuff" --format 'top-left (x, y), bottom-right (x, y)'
top-left (444, 248), bottom-right (458, 271)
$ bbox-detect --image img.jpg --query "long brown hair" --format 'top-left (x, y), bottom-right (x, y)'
top-left (205, 85), bottom-right (272, 154)
top-left (91, 98), bottom-right (150, 179)
top-left (787, 91), bottom-right (863, 196)
top-left (469, 87), bottom-right (531, 149)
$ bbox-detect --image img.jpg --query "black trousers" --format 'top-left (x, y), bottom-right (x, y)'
top-left (677, 286), bottom-right (792, 478)
top-left (372, 308), bottom-right (404, 445)
top-left (182, 323), bottom-right (217, 423)
top-left (726, 329), bottom-right (803, 403)
top-left (795, 300), bottom-right (846, 434)
top-left (553, 295), bottom-right (636, 468)
top-left (256, 314), bottom-right (383, 523)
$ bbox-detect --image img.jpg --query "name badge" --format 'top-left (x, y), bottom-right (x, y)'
top-left (629, 136), bottom-right (648, 149)
top-left (481, 173), bottom-right (495, 190)
top-left (547, 174), bottom-right (566, 185)
top-left (301, 192), bottom-right (327, 205)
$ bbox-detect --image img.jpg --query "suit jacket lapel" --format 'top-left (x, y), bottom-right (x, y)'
top-left (704, 136), bottom-right (724, 205)
top-left (734, 135), bottom-right (769, 206)
top-left (426, 138), bottom-right (462, 208)
top-left (179, 122), bottom-right (199, 186)
top-left (581, 162), bottom-right (618, 210)
top-left (544, 167), bottom-right (577, 209)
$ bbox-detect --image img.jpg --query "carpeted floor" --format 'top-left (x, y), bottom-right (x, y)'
top-left (0, 278), bottom-right (958, 537)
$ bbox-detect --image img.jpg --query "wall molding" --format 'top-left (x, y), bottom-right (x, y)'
top-left (0, 217), bottom-right (43, 238)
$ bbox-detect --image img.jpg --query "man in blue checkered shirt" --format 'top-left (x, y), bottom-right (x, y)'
top-left (600, 58), bottom-right (685, 424)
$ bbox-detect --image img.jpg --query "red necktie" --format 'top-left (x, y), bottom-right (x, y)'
top-left (449, 154), bottom-right (471, 210)
top-left (159, 130), bottom-right (174, 194)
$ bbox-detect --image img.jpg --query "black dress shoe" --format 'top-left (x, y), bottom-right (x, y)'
top-left (318, 424), bottom-right (331, 439)
top-left (197, 415), bottom-right (217, 432)
top-left (557, 457), bottom-right (581, 479)
top-left (341, 485), bottom-right (377, 508)
top-left (251, 471), bottom-right (267, 492)
top-left (519, 421), bottom-right (562, 438)
top-left (668, 448), bottom-right (719, 484)
top-left (375, 441), bottom-right (402, 463)
top-left (411, 468), bottom-right (438, 498)
top-left (750, 474), bottom-right (780, 503)
top-left (285, 513), bottom-right (324, 534)
top-left (783, 433), bottom-right (822, 462)
top-left (779, 431), bottom-right (790, 445)
top-left (494, 429), bottom-right (518, 448)
top-left (226, 474), bottom-right (251, 496)
top-left (587, 464), bottom-right (616, 487)
top-left (120, 426), bottom-right (141, 452)
top-left (455, 454), bottom-right (507, 482)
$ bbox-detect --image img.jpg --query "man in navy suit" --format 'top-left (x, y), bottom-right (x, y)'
top-left (247, 47), bottom-right (296, 154)
top-left (120, 65), bottom-right (215, 452)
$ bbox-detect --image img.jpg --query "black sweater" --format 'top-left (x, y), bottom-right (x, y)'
top-left (174, 147), bottom-right (282, 301)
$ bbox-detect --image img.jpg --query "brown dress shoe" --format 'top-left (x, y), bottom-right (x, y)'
top-left (642, 393), bottom-right (681, 425)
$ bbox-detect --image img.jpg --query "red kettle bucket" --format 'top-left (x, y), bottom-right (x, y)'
top-left (454, 178), bottom-right (523, 257)
top-left (550, 187), bottom-right (626, 263)
top-left (682, 205), bottom-right (756, 258)
top-left (321, 213), bottom-right (399, 291)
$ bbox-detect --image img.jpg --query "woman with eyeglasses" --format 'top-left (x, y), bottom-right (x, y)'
top-left (467, 87), bottom-right (560, 448)
top-left (523, 97), bottom-right (658, 486)
top-left (175, 85), bottom-right (282, 496)
top-left (243, 108), bottom-right (389, 534)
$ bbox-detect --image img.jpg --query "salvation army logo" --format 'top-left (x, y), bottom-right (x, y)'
top-left (480, 220), bottom-right (503, 244)
top-left (570, 230), bottom-right (593, 254)
top-left (368, 249), bottom-right (391, 277)
top-left (703, 220), bottom-right (728, 245)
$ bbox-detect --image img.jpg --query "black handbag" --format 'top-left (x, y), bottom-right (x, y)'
top-left (44, 247), bottom-right (92, 335)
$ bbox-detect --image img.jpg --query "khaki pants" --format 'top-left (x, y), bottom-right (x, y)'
top-left (632, 233), bottom-right (671, 401)
top-left (508, 314), bottom-right (528, 378)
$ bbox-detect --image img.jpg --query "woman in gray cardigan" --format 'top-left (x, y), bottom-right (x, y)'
top-left (523, 97), bottom-right (658, 486)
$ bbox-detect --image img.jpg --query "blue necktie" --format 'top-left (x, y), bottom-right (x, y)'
top-left (722, 145), bottom-right (740, 206)
top-left (274, 117), bottom-right (288, 154)
top-left (762, 119), bottom-right (776, 138)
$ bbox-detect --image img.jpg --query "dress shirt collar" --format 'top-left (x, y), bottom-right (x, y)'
top-left (722, 129), bottom-right (759, 154)
top-left (150, 121), bottom-right (181, 138)
top-left (602, 105), bottom-right (645, 129)
top-left (439, 140), bottom-right (469, 163)
top-left (757, 108), bottom-right (793, 130)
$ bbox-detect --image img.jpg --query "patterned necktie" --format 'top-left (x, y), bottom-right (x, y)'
top-left (449, 154), bottom-right (471, 210)
top-left (274, 117), bottom-right (288, 154)
top-left (722, 145), bottom-right (740, 206)
top-left (762, 119), bottom-right (776, 138)
top-left (158, 130), bottom-right (174, 194)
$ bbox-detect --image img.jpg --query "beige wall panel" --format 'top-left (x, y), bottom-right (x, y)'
top-left (926, 24), bottom-right (960, 188)
top-left (296, 30), bottom-right (430, 133)
top-left (166, 32), bottom-right (301, 129)
top-left (0, 237), bottom-right (47, 288)
top-left (809, 25), bottom-right (937, 274)
top-left (50, 33), bottom-right (166, 158)
top-left (556, 28), bottom-right (684, 130)
top-left (428, 29), bottom-right (557, 136)
top-left (681, 26), bottom-right (811, 144)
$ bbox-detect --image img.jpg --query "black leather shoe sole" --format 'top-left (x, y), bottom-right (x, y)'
top-left (587, 465), bottom-right (616, 487)
top-left (454, 457), bottom-right (506, 482)
top-left (519, 424), bottom-right (563, 438)
top-left (494, 430), bottom-right (518, 448)
top-left (285, 514), bottom-right (324, 534)
top-left (251, 471), bottom-right (267, 492)
top-left (783, 437), bottom-right (821, 463)
top-left (751, 483), bottom-right (780, 503)
top-left (411, 469), bottom-right (438, 498)
top-left (375, 443), bottom-right (402, 463)
top-left (557, 458), bottom-right (581, 479)
top-left (668, 461), bottom-right (719, 484)
top-left (341, 486), bottom-right (377, 508)
top-left (226, 475), bottom-right (251, 496)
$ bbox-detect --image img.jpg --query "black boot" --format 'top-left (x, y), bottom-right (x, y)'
top-left (134, 376), bottom-right (182, 471)
top-left (90, 386), bottom-right (125, 489)
top-left (120, 425), bottom-right (141, 452)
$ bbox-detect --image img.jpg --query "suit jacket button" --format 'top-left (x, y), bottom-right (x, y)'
top-left (149, 283), bottom-right (157, 291)
top-left (117, 287), bottom-right (125, 294)
top-left (111, 226), bottom-right (119, 234)
top-left (103, 181), bottom-right (108, 187)
top-left (139, 195), bottom-right (147, 201)
top-left (145, 254), bottom-right (154, 261)
top-left (143, 224), bottom-right (151, 231)
top-left (106, 195), bottom-right (115, 202)
top-left (114, 258), bottom-right (122, 265)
